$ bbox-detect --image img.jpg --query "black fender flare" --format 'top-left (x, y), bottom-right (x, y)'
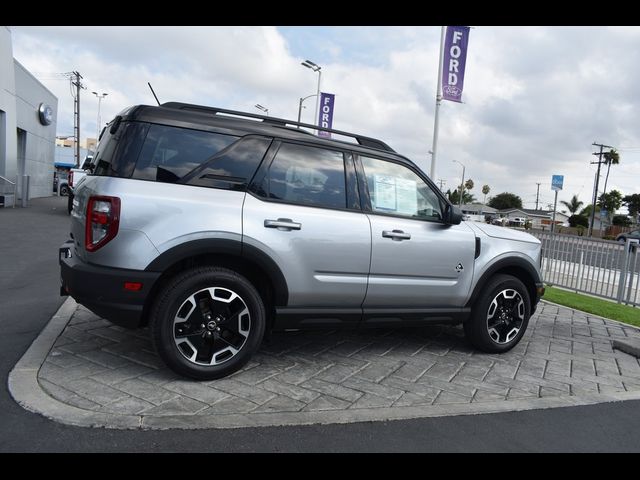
top-left (145, 238), bottom-right (288, 306)
top-left (465, 257), bottom-right (541, 310)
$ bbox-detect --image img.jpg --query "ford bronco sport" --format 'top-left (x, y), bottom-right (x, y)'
top-left (59, 102), bottom-right (544, 380)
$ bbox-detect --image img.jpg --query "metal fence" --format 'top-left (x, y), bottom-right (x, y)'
top-left (530, 231), bottom-right (639, 307)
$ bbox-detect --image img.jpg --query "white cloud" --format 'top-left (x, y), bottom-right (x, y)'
top-left (10, 25), bottom-right (640, 212)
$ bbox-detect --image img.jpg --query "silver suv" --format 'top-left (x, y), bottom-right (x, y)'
top-left (59, 102), bottom-right (544, 380)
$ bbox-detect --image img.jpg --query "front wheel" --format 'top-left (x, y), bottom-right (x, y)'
top-left (150, 267), bottom-right (266, 380)
top-left (464, 274), bottom-right (531, 353)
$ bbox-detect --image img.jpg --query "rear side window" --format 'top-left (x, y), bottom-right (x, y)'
top-left (133, 125), bottom-right (239, 183)
top-left (263, 143), bottom-right (347, 209)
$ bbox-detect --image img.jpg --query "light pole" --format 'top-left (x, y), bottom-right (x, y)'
top-left (453, 160), bottom-right (466, 207)
top-left (297, 93), bottom-right (318, 126)
top-left (301, 59), bottom-right (322, 127)
top-left (255, 104), bottom-right (269, 116)
top-left (92, 91), bottom-right (108, 150)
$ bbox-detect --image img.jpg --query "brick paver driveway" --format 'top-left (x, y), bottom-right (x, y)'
top-left (13, 301), bottom-right (640, 429)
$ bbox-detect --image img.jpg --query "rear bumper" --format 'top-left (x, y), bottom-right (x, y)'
top-left (59, 240), bottom-right (160, 328)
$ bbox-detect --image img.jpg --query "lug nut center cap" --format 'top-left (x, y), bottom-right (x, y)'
top-left (206, 321), bottom-right (217, 331)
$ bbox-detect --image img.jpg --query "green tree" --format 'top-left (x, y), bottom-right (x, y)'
top-left (488, 192), bottom-right (523, 210)
top-left (602, 148), bottom-right (620, 196)
top-left (464, 179), bottom-right (474, 192)
top-left (447, 188), bottom-right (476, 205)
top-left (482, 184), bottom-right (490, 203)
top-left (560, 195), bottom-right (584, 214)
top-left (569, 214), bottom-right (589, 228)
top-left (598, 189), bottom-right (623, 222)
top-left (580, 203), bottom-right (599, 218)
top-left (623, 193), bottom-right (640, 220)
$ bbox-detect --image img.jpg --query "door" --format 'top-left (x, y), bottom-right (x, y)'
top-left (358, 155), bottom-right (477, 308)
top-left (243, 141), bottom-right (371, 314)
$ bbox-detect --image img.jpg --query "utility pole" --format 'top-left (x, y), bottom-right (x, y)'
top-left (535, 183), bottom-right (541, 210)
top-left (589, 142), bottom-right (613, 237)
top-left (437, 179), bottom-right (446, 191)
top-left (66, 71), bottom-right (85, 167)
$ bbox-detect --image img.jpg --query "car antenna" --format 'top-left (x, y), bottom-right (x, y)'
top-left (148, 82), bottom-right (161, 106)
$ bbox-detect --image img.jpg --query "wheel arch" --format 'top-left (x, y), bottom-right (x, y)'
top-left (141, 239), bottom-right (288, 326)
top-left (466, 257), bottom-right (540, 312)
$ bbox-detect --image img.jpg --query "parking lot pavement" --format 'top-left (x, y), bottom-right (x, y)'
top-left (9, 299), bottom-right (640, 430)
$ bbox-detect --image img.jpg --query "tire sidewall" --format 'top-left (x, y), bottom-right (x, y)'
top-left (151, 268), bottom-right (265, 380)
top-left (468, 274), bottom-right (531, 353)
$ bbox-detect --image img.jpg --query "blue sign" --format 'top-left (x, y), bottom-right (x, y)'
top-left (551, 175), bottom-right (564, 191)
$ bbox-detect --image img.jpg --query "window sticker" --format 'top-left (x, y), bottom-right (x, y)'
top-left (374, 174), bottom-right (397, 211)
top-left (395, 177), bottom-right (417, 215)
top-left (373, 175), bottom-right (417, 215)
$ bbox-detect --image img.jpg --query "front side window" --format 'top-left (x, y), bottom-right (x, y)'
top-left (264, 143), bottom-right (347, 209)
top-left (360, 156), bottom-right (444, 221)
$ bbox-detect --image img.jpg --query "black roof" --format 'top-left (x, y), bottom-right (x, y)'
top-left (117, 102), bottom-right (405, 162)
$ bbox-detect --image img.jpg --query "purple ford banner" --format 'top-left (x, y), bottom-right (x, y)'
top-left (442, 26), bottom-right (470, 103)
top-left (318, 92), bottom-right (335, 138)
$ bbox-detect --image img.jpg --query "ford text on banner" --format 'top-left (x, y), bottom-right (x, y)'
top-left (318, 93), bottom-right (335, 138)
top-left (442, 26), bottom-right (470, 103)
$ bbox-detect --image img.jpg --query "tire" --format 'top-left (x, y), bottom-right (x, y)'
top-left (464, 274), bottom-right (531, 353)
top-left (59, 185), bottom-right (69, 196)
top-left (618, 237), bottom-right (626, 243)
top-left (150, 267), bottom-right (266, 380)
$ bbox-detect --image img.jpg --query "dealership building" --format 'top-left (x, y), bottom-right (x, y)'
top-left (1, 26), bottom-right (58, 205)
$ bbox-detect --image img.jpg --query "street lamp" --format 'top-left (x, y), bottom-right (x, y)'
top-left (453, 160), bottom-right (466, 207)
top-left (301, 59), bottom-right (322, 127)
top-left (255, 104), bottom-right (269, 116)
top-left (92, 91), bottom-right (108, 151)
top-left (297, 93), bottom-right (318, 126)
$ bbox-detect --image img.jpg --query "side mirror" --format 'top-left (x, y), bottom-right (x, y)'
top-left (446, 205), bottom-right (463, 225)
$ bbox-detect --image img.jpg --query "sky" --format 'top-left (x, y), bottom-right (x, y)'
top-left (10, 26), bottom-right (640, 213)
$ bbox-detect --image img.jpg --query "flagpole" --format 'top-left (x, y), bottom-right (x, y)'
top-left (430, 26), bottom-right (446, 180)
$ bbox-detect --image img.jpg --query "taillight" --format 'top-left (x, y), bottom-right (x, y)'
top-left (69, 171), bottom-right (74, 187)
top-left (85, 196), bottom-right (120, 252)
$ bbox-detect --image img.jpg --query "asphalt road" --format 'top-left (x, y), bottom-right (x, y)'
top-left (1, 196), bottom-right (640, 453)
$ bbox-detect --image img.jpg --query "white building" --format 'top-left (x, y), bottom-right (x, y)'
top-left (1, 26), bottom-right (58, 205)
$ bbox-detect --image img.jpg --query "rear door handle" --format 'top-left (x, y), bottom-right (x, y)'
top-left (264, 218), bottom-right (302, 231)
top-left (382, 229), bottom-right (411, 241)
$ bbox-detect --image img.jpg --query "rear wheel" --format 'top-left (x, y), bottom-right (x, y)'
top-left (464, 274), bottom-right (531, 353)
top-left (150, 267), bottom-right (266, 380)
top-left (59, 184), bottom-right (69, 196)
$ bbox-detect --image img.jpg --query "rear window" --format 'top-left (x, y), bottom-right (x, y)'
top-left (93, 121), bottom-right (149, 178)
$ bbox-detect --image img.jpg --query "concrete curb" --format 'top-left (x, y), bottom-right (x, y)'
top-left (9, 298), bottom-right (640, 430)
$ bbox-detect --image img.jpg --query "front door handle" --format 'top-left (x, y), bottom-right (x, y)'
top-left (382, 229), bottom-right (411, 241)
top-left (264, 218), bottom-right (302, 231)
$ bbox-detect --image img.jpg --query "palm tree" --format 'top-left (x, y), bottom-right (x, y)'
top-left (602, 148), bottom-right (620, 197)
top-left (482, 184), bottom-right (490, 217)
top-left (560, 194), bottom-right (584, 214)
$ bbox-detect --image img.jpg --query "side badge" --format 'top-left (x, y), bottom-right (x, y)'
top-left (456, 263), bottom-right (464, 273)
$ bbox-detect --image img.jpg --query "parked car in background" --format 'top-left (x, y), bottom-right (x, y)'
top-left (616, 229), bottom-right (640, 243)
top-left (66, 156), bottom-right (92, 214)
top-left (55, 171), bottom-right (70, 196)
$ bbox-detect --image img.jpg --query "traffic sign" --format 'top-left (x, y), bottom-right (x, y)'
top-left (551, 175), bottom-right (564, 191)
